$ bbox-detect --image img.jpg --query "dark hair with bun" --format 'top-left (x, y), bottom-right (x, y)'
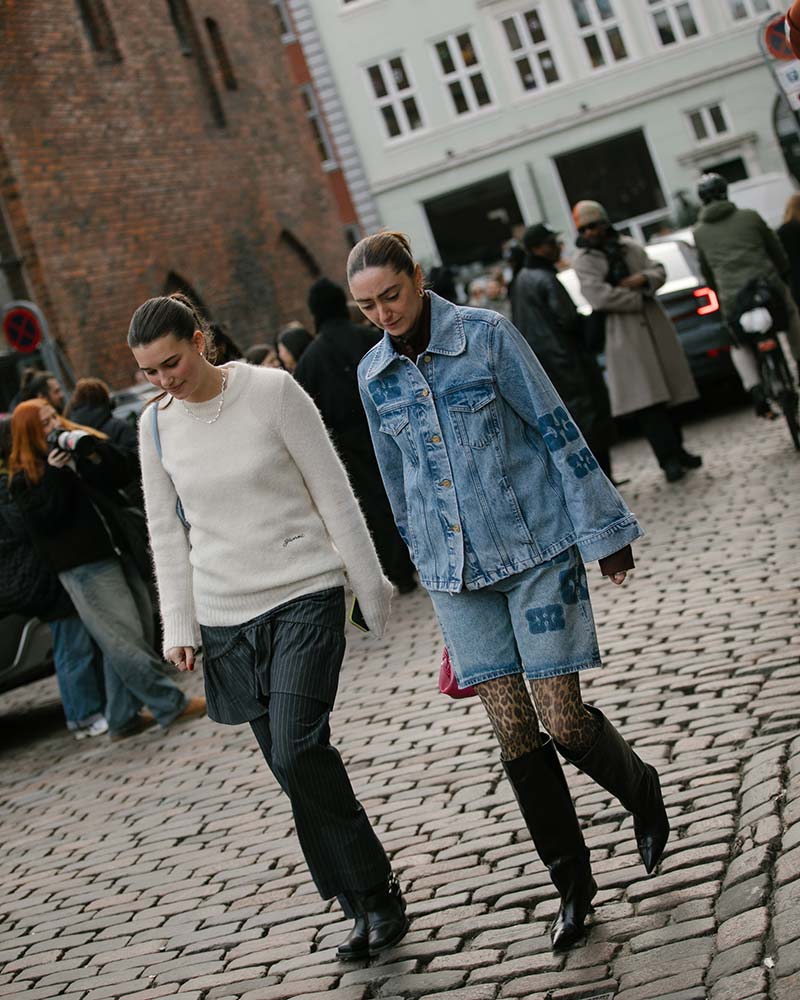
top-left (128, 292), bottom-right (213, 359)
top-left (346, 230), bottom-right (416, 282)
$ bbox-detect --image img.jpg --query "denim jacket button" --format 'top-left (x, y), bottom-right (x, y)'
top-left (440, 479), bottom-right (452, 488)
top-left (431, 434), bottom-right (441, 443)
top-left (451, 524), bottom-right (461, 533)
top-left (423, 354), bottom-right (432, 363)
top-left (421, 388), bottom-right (430, 397)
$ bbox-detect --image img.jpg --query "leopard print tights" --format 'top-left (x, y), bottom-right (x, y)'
top-left (476, 671), bottom-right (601, 761)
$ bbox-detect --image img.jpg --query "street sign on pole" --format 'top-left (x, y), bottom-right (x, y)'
top-left (3, 302), bottom-right (43, 354)
top-left (766, 14), bottom-right (795, 60)
top-left (776, 60), bottom-right (800, 110)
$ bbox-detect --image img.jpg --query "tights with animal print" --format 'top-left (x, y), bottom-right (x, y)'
top-left (476, 672), bottom-right (600, 761)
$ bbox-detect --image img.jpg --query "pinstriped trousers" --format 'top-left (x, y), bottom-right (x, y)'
top-left (200, 588), bottom-right (390, 901)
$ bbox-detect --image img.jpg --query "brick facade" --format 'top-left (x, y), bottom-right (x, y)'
top-left (0, 1), bottom-right (352, 387)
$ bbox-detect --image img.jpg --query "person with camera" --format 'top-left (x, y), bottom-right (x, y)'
top-left (8, 399), bottom-right (204, 741)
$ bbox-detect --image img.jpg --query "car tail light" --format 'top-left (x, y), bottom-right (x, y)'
top-left (705, 346), bottom-right (731, 358)
top-left (694, 287), bottom-right (720, 315)
top-left (757, 338), bottom-right (778, 352)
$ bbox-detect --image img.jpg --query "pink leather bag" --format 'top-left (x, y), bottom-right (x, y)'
top-left (439, 646), bottom-right (477, 699)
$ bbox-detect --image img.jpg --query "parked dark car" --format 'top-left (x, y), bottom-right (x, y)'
top-left (0, 614), bottom-right (53, 695)
top-left (558, 239), bottom-right (738, 389)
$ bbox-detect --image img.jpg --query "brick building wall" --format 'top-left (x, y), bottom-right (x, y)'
top-left (0, 0), bottom-right (352, 386)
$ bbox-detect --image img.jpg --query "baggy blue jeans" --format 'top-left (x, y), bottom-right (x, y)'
top-left (48, 616), bottom-right (105, 728)
top-left (58, 558), bottom-right (186, 733)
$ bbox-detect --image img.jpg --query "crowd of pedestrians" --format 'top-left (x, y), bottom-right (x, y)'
top-left (2, 178), bottom-right (798, 960)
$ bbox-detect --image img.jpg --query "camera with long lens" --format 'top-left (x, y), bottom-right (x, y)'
top-left (46, 428), bottom-right (95, 456)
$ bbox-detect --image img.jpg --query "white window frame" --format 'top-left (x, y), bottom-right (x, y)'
top-left (726, 0), bottom-right (773, 21)
top-left (499, 6), bottom-right (562, 95)
top-left (364, 54), bottom-right (425, 142)
top-left (569, 0), bottom-right (630, 71)
top-left (270, 0), bottom-right (294, 43)
top-left (686, 102), bottom-right (732, 144)
top-left (299, 84), bottom-right (336, 169)
top-left (647, 1), bottom-right (701, 47)
top-left (432, 30), bottom-right (495, 118)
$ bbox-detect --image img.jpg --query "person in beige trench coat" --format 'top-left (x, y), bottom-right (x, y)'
top-left (572, 200), bottom-right (701, 483)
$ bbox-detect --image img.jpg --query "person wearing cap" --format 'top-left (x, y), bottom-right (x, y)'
top-left (571, 201), bottom-right (701, 483)
top-left (512, 223), bottom-right (614, 481)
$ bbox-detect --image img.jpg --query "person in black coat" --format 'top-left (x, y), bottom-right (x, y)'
top-left (295, 278), bottom-right (417, 593)
top-left (9, 400), bottom-right (203, 739)
top-left (0, 416), bottom-right (106, 736)
top-left (778, 193), bottom-right (800, 309)
top-left (511, 224), bottom-right (615, 480)
top-left (66, 378), bottom-right (138, 452)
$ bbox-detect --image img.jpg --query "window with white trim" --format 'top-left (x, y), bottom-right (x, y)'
top-left (271, 0), bottom-right (294, 41)
top-left (569, 1), bottom-right (628, 69)
top-left (727, 0), bottom-right (771, 20)
top-left (500, 7), bottom-right (560, 92)
top-left (686, 103), bottom-right (730, 142)
top-left (366, 56), bottom-right (424, 139)
top-left (300, 85), bottom-right (335, 165)
top-left (434, 31), bottom-right (493, 116)
top-left (648, 1), bottom-right (700, 46)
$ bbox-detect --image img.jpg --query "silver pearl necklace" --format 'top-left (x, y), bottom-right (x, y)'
top-left (179, 369), bottom-right (228, 425)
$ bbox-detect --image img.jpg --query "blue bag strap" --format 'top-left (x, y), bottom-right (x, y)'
top-left (150, 403), bottom-right (163, 460)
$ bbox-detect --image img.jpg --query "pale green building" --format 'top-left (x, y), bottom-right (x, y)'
top-left (286, 0), bottom-right (798, 266)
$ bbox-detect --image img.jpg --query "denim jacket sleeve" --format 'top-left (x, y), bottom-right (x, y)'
top-left (490, 317), bottom-right (644, 563)
top-left (358, 374), bottom-right (411, 550)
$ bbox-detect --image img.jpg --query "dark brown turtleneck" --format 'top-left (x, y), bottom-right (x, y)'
top-left (393, 291), bottom-right (431, 361)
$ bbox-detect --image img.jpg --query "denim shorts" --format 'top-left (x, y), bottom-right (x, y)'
top-left (429, 546), bottom-right (601, 687)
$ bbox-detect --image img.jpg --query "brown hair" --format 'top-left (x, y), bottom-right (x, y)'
top-left (66, 377), bottom-right (112, 415)
top-left (783, 193), bottom-right (800, 225)
top-left (346, 230), bottom-right (416, 281)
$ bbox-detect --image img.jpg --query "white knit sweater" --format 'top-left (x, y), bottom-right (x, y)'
top-left (139, 362), bottom-right (392, 653)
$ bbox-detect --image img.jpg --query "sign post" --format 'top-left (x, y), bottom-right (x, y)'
top-left (2, 300), bottom-right (74, 390)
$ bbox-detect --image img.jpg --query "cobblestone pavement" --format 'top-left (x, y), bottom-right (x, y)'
top-left (1, 404), bottom-right (799, 1000)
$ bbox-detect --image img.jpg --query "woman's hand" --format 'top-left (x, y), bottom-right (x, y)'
top-left (609, 571), bottom-right (627, 586)
top-left (165, 646), bottom-right (196, 671)
top-left (47, 450), bottom-right (71, 468)
top-left (619, 273), bottom-right (647, 290)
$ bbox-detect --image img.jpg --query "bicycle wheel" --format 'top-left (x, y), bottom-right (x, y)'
top-left (763, 349), bottom-right (800, 450)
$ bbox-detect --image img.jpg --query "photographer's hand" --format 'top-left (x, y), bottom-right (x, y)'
top-left (165, 645), bottom-right (196, 672)
top-left (47, 450), bottom-right (71, 468)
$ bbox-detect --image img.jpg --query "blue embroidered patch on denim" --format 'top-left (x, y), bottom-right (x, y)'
top-left (526, 604), bottom-right (566, 633)
top-left (560, 565), bottom-right (589, 605)
top-left (537, 406), bottom-right (579, 452)
top-left (567, 447), bottom-right (599, 479)
top-left (370, 373), bottom-right (405, 406)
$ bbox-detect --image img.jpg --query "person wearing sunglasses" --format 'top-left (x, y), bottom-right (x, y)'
top-left (572, 201), bottom-right (701, 483)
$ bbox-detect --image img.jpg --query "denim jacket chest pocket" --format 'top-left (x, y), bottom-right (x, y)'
top-left (446, 381), bottom-right (500, 449)
top-left (378, 403), bottom-right (418, 465)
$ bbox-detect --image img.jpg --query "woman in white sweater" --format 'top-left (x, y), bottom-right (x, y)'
top-left (128, 292), bottom-right (407, 961)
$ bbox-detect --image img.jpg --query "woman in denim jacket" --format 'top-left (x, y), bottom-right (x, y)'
top-left (350, 232), bottom-right (669, 952)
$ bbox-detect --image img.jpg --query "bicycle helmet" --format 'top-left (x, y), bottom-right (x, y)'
top-left (697, 173), bottom-right (728, 204)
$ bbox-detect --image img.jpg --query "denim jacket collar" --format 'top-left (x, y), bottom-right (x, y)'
top-left (365, 292), bottom-right (467, 378)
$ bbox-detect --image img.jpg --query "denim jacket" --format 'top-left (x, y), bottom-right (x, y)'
top-left (358, 292), bottom-right (643, 593)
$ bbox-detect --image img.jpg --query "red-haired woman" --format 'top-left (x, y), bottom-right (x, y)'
top-left (9, 399), bottom-right (204, 740)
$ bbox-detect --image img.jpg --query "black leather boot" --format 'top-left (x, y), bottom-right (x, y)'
top-left (556, 707), bottom-right (669, 874)
top-left (503, 738), bottom-right (597, 952)
top-left (336, 873), bottom-right (408, 961)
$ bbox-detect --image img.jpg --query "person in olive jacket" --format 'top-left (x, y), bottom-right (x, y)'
top-left (512, 223), bottom-right (615, 480)
top-left (294, 278), bottom-right (417, 593)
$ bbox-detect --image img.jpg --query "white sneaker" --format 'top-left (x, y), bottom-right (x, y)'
top-left (74, 717), bottom-right (109, 739)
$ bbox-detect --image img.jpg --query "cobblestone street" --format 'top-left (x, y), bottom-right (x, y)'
top-left (1, 403), bottom-right (799, 1000)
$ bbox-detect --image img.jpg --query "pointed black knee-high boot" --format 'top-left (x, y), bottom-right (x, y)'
top-left (503, 737), bottom-right (597, 951)
top-left (555, 706), bottom-right (669, 874)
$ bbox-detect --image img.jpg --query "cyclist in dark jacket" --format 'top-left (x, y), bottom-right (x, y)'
top-left (512, 224), bottom-right (614, 480)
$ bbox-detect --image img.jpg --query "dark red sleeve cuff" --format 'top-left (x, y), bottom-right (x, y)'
top-left (598, 545), bottom-right (635, 576)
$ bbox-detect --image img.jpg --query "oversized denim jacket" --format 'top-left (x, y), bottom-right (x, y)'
top-left (357, 293), bottom-right (643, 594)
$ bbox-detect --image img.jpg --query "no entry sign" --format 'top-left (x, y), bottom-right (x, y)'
top-left (3, 303), bottom-right (43, 353)
top-left (766, 15), bottom-right (794, 60)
